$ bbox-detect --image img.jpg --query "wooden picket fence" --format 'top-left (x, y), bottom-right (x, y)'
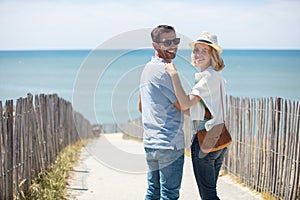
top-left (122, 96), bottom-right (300, 200)
top-left (224, 96), bottom-right (300, 200)
top-left (0, 93), bottom-right (94, 200)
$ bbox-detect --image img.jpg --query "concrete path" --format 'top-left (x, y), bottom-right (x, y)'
top-left (66, 133), bottom-right (262, 200)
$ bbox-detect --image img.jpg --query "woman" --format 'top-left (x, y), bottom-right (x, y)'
top-left (165, 31), bottom-right (227, 200)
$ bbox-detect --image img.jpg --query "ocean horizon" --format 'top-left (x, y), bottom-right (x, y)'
top-left (1, 49), bottom-right (299, 124)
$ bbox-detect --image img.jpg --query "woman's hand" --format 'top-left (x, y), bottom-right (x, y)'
top-left (165, 63), bottom-right (178, 76)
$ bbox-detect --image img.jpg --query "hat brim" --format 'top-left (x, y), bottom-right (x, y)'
top-left (189, 41), bottom-right (223, 54)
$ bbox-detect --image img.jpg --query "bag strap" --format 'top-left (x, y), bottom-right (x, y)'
top-left (220, 79), bottom-right (225, 122)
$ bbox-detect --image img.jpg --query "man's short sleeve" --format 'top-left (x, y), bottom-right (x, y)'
top-left (159, 73), bottom-right (178, 104)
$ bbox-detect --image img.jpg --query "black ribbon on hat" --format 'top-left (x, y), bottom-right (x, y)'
top-left (197, 39), bottom-right (212, 44)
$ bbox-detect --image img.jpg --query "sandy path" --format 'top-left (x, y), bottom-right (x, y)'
top-left (66, 133), bottom-right (262, 200)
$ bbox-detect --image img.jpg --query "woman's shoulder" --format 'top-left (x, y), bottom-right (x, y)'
top-left (196, 68), bottom-right (219, 82)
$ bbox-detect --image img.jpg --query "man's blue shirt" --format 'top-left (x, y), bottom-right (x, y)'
top-left (140, 57), bottom-right (184, 150)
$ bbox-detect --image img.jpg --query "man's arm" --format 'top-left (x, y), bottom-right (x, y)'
top-left (173, 101), bottom-right (181, 111)
top-left (138, 92), bottom-right (142, 113)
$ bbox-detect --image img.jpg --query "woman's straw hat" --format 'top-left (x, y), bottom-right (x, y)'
top-left (189, 31), bottom-right (223, 54)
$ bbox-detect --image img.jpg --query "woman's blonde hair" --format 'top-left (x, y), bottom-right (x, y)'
top-left (210, 47), bottom-right (225, 71)
top-left (191, 46), bottom-right (225, 71)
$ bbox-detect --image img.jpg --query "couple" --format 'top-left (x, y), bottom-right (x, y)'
top-left (138, 25), bottom-right (227, 200)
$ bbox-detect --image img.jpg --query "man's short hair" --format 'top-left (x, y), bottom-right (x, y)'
top-left (151, 25), bottom-right (175, 43)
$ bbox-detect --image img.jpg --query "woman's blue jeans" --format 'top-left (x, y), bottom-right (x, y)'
top-left (191, 120), bottom-right (227, 200)
top-left (144, 148), bottom-right (184, 200)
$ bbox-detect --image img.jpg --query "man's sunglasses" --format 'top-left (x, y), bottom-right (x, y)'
top-left (157, 38), bottom-right (180, 47)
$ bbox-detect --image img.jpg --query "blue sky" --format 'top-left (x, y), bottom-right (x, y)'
top-left (0, 0), bottom-right (299, 50)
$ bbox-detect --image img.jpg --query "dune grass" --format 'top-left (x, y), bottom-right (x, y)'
top-left (22, 140), bottom-right (86, 200)
top-left (261, 193), bottom-right (279, 200)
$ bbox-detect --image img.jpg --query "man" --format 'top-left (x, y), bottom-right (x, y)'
top-left (138, 25), bottom-right (185, 200)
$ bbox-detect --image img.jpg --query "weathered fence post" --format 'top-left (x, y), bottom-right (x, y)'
top-left (0, 101), bottom-right (4, 200)
top-left (4, 100), bottom-right (14, 199)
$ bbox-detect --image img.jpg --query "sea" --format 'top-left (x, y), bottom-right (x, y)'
top-left (0, 49), bottom-right (299, 124)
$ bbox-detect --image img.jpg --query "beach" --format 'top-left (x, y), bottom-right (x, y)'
top-left (66, 133), bottom-right (263, 200)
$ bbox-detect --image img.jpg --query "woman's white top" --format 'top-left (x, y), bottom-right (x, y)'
top-left (189, 66), bottom-right (226, 131)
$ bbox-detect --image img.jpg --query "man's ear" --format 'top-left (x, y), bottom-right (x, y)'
top-left (152, 42), bottom-right (158, 50)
